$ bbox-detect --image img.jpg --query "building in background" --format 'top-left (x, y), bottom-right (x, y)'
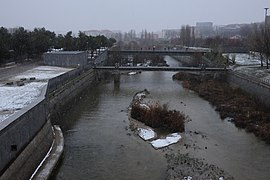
top-left (215, 24), bottom-right (243, 38)
top-left (43, 51), bottom-right (88, 67)
top-left (161, 29), bottom-right (180, 39)
top-left (195, 22), bottom-right (214, 38)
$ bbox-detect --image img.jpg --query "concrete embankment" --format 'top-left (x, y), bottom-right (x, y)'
top-left (0, 63), bottom-right (102, 179)
top-left (227, 71), bottom-right (270, 107)
top-left (30, 125), bottom-right (64, 180)
top-left (0, 83), bottom-right (51, 179)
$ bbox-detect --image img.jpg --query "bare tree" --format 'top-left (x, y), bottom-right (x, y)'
top-left (249, 23), bottom-right (270, 68)
top-left (263, 25), bottom-right (270, 69)
top-left (250, 23), bottom-right (264, 67)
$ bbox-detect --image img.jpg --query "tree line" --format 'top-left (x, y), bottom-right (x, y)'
top-left (0, 27), bottom-right (116, 64)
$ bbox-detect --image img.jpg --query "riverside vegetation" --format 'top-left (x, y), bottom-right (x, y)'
top-left (130, 101), bottom-right (188, 133)
top-left (173, 72), bottom-right (270, 143)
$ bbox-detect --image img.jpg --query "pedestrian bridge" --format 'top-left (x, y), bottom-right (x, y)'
top-left (94, 66), bottom-right (229, 72)
top-left (108, 49), bottom-right (210, 56)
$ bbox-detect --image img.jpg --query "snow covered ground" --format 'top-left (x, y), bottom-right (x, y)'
top-left (0, 66), bottom-right (73, 123)
top-left (11, 66), bottom-right (73, 81)
top-left (223, 53), bottom-right (262, 65)
top-left (223, 53), bottom-right (270, 85)
top-left (151, 133), bottom-right (182, 149)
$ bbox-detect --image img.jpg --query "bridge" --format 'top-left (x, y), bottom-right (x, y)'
top-left (108, 49), bottom-right (210, 56)
top-left (94, 66), bottom-right (229, 72)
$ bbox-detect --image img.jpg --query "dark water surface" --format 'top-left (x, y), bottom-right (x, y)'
top-left (53, 56), bottom-right (270, 180)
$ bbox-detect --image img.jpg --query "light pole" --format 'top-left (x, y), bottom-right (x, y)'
top-left (265, 8), bottom-right (269, 29)
top-left (265, 8), bottom-right (269, 69)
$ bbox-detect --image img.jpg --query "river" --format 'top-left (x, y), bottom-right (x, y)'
top-left (52, 56), bottom-right (270, 180)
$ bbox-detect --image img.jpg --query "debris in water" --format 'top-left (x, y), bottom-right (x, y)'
top-left (183, 176), bottom-right (192, 180)
top-left (128, 72), bottom-right (137, 75)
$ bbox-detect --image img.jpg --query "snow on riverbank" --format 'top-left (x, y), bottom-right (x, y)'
top-left (0, 66), bottom-right (73, 123)
top-left (151, 133), bottom-right (182, 149)
top-left (138, 128), bottom-right (156, 140)
top-left (223, 53), bottom-right (262, 65)
top-left (11, 66), bottom-right (73, 81)
top-left (0, 82), bottom-right (47, 122)
top-left (137, 127), bottom-right (182, 149)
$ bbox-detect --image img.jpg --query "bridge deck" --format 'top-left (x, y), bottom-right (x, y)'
top-left (94, 66), bottom-right (229, 72)
top-left (108, 50), bottom-right (209, 56)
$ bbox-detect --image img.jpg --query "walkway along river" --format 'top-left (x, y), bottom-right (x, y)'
top-left (52, 56), bottom-right (270, 180)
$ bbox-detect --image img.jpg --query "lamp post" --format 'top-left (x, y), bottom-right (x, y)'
top-left (265, 8), bottom-right (269, 29)
top-left (265, 8), bottom-right (269, 69)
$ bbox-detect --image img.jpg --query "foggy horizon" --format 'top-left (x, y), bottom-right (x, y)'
top-left (1, 0), bottom-right (270, 33)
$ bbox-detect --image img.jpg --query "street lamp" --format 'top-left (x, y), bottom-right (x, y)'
top-left (265, 8), bottom-right (269, 18)
top-left (265, 8), bottom-right (269, 68)
top-left (265, 8), bottom-right (269, 27)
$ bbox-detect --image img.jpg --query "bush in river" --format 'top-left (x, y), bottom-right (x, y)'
top-left (131, 102), bottom-right (187, 133)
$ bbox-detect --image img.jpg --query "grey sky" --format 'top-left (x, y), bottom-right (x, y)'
top-left (1, 0), bottom-right (270, 33)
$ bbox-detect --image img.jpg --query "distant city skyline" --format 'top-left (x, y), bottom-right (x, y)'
top-left (1, 0), bottom-right (270, 34)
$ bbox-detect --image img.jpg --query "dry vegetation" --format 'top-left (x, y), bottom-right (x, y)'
top-left (130, 102), bottom-right (188, 133)
top-left (173, 72), bottom-right (270, 143)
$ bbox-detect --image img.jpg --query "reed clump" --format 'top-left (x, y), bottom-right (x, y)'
top-left (131, 102), bottom-right (187, 133)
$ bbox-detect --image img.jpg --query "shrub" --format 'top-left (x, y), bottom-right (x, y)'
top-left (131, 101), bottom-right (187, 133)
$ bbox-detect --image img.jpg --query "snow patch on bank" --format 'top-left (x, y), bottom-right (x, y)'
top-left (151, 133), bottom-right (182, 149)
top-left (12, 66), bottom-right (73, 81)
top-left (223, 53), bottom-right (262, 65)
top-left (138, 128), bottom-right (156, 140)
top-left (0, 66), bottom-right (73, 123)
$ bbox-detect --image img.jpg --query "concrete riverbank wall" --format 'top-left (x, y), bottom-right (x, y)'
top-left (0, 84), bottom-right (52, 179)
top-left (48, 68), bottom-right (97, 122)
top-left (227, 71), bottom-right (270, 107)
top-left (0, 51), bottom-right (108, 179)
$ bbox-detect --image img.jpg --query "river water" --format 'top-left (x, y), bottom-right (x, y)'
top-left (53, 56), bottom-right (270, 180)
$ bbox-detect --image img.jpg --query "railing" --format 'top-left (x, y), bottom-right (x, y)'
top-left (94, 66), bottom-right (229, 72)
top-left (230, 71), bottom-right (270, 89)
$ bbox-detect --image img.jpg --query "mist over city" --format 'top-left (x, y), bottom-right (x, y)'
top-left (1, 0), bottom-right (270, 33)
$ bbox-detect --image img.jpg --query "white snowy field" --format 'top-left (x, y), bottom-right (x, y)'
top-left (223, 53), bottom-right (262, 65)
top-left (0, 66), bottom-right (73, 123)
top-left (11, 66), bottom-right (73, 81)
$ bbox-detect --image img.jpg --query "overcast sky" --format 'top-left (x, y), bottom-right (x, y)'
top-left (1, 0), bottom-right (270, 33)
